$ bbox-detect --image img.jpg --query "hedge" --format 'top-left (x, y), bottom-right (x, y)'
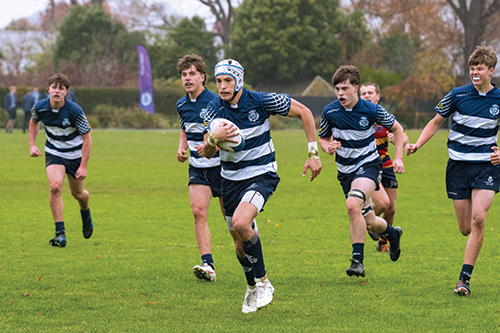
top-left (0, 86), bottom-right (184, 117)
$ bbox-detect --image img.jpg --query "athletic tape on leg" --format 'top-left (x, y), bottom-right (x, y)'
top-left (226, 216), bottom-right (234, 231)
top-left (348, 189), bottom-right (366, 203)
top-left (361, 203), bottom-right (373, 216)
top-left (241, 191), bottom-right (265, 212)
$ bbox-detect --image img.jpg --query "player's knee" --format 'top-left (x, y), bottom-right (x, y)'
top-left (471, 213), bottom-right (486, 231)
top-left (191, 205), bottom-right (208, 222)
top-left (231, 215), bottom-right (249, 233)
top-left (49, 181), bottom-right (63, 196)
top-left (346, 190), bottom-right (365, 215)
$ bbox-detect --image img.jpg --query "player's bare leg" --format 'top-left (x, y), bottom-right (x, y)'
top-left (46, 165), bottom-right (67, 247)
top-left (190, 184), bottom-right (216, 281)
top-left (47, 165), bottom-right (66, 223)
top-left (68, 174), bottom-right (93, 239)
top-left (454, 190), bottom-right (494, 296)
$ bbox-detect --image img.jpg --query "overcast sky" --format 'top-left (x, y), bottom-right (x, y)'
top-left (0, 0), bottom-right (212, 29)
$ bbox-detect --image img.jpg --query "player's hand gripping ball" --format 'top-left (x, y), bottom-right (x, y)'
top-left (208, 118), bottom-right (245, 153)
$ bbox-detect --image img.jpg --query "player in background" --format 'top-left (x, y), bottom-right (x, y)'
top-left (29, 73), bottom-right (93, 247)
top-left (203, 59), bottom-right (322, 313)
top-left (318, 65), bottom-right (404, 278)
top-left (406, 45), bottom-right (500, 297)
top-left (360, 82), bottom-right (409, 252)
top-left (176, 54), bottom-right (222, 282)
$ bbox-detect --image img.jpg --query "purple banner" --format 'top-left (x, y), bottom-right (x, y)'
top-left (137, 45), bottom-right (155, 114)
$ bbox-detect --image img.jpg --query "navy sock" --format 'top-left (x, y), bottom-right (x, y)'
top-left (382, 223), bottom-right (398, 242)
top-left (237, 254), bottom-right (256, 286)
top-left (55, 222), bottom-right (65, 233)
top-left (242, 232), bottom-right (266, 279)
top-left (459, 264), bottom-right (474, 282)
top-left (81, 208), bottom-right (91, 221)
top-left (352, 243), bottom-right (364, 263)
top-left (201, 254), bottom-right (214, 269)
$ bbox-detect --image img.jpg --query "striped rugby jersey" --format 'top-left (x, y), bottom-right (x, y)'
top-left (436, 83), bottom-right (500, 162)
top-left (375, 125), bottom-right (393, 168)
top-left (319, 98), bottom-right (395, 174)
top-left (176, 88), bottom-right (220, 168)
top-left (31, 99), bottom-right (91, 160)
top-left (203, 88), bottom-right (291, 181)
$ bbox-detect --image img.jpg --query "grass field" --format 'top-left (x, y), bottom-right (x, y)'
top-left (1, 129), bottom-right (499, 332)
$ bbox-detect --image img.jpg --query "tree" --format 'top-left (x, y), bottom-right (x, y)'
top-left (378, 32), bottom-right (421, 76)
top-left (446, 0), bottom-right (500, 81)
top-left (148, 16), bottom-right (220, 81)
top-left (53, 4), bottom-right (145, 86)
top-left (4, 18), bottom-right (40, 31)
top-left (108, 0), bottom-right (178, 32)
top-left (352, 0), bottom-right (500, 80)
top-left (198, 0), bottom-right (240, 46)
top-left (231, 0), bottom-right (365, 85)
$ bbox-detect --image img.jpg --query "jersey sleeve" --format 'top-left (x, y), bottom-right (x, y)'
top-left (375, 104), bottom-right (395, 129)
top-left (31, 105), bottom-right (40, 122)
top-left (262, 93), bottom-right (291, 116)
top-left (318, 112), bottom-right (332, 138)
top-left (203, 101), bottom-right (219, 132)
top-left (75, 111), bottom-right (91, 135)
top-left (435, 89), bottom-right (455, 118)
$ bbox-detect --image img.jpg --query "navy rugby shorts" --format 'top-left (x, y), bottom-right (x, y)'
top-left (380, 166), bottom-right (398, 189)
top-left (221, 172), bottom-right (280, 217)
top-left (45, 153), bottom-right (81, 179)
top-left (188, 165), bottom-right (222, 198)
top-left (337, 159), bottom-right (383, 198)
top-left (446, 159), bottom-right (500, 199)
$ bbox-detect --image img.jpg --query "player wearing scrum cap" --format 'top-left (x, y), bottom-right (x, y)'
top-left (202, 59), bottom-right (322, 313)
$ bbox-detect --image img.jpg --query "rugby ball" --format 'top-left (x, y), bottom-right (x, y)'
top-left (208, 118), bottom-right (245, 153)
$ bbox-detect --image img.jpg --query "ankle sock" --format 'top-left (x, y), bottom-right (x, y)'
top-left (237, 254), bottom-right (256, 286)
top-left (242, 232), bottom-right (266, 279)
top-left (81, 208), bottom-right (91, 221)
top-left (352, 243), bottom-right (364, 263)
top-left (459, 264), bottom-right (474, 282)
top-left (55, 222), bottom-right (65, 233)
top-left (382, 223), bottom-right (398, 242)
top-left (201, 254), bottom-right (214, 269)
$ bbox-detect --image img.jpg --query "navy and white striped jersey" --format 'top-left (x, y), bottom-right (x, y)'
top-left (436, 83), bottom-right (500, 162)
top-left (177, 88), bottom-right (220, 168)
top-left (31, 99), bottom-right (91, 160)
top-left (319, 99), bottom-right (395, 174)
top-left (203, 88), bottom-right (291, 181)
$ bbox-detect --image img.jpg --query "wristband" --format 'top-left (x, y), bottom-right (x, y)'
top-left (308, 141), bottom-right (319, 159)
top-left (208, 133), bottom-right (219, 147)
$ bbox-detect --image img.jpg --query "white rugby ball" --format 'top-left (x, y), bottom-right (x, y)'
top-left (208, 118), bottom-right (245, 153)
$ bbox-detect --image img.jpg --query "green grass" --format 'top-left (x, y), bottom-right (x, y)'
top-left (1, 129), bottom-right (499, 332)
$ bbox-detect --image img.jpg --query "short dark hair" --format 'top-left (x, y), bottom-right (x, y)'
top-left (468, 45), bottom-right (497, 69)
top-left (360, 82), bottom-right (380, 94)
top-left (176, 54), bottom-right (207, 86)
top-left (332, 65), bottom-right (360, 87)
top-left (47, 73), bottom-right (71, 90)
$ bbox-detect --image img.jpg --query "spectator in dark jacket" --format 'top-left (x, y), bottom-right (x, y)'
top-left (4, 86), bottom-right (17, 133)
top-left (22, 89), bottom-right (35, 133)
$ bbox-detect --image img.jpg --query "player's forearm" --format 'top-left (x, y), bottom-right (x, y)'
top-left (289, 100), bottom-right (317, 143)
top-left (415, 115), bottom-right (445, 149)
top-left (179, 130), bottom-right (188, 150)
top-left (391, 121), bottom-right (405, 161)
top-left (80, 134), bottom-right (92, 168)
top-left (203, 133), bottom-right (217, 158)
top-left (28, 119), bottom-right (39, 147)
top-left (318, 137), bottom-right (331, 154)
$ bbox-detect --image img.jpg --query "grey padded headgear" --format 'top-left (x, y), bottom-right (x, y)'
top-left (214, 59), bottom-right (244, 93)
